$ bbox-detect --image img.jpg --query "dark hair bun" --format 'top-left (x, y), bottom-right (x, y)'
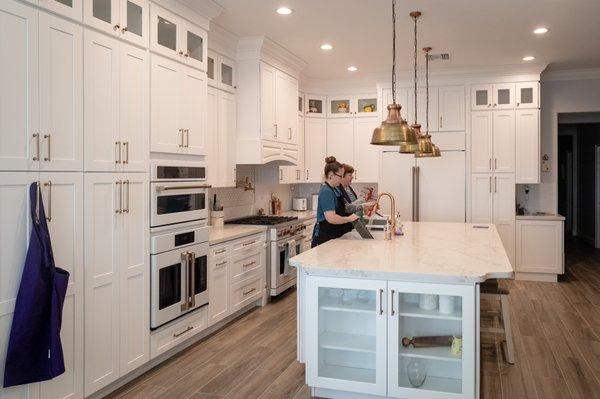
top-left (325, 156), bottom-right (337, 164)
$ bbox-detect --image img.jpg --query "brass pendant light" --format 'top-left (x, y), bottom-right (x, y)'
top-left (371, 0), bottom-right (418, 151)
top-left (415, 45), bottom-right (441, 158)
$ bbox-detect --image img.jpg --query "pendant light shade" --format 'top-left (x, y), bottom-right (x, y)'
top-left (371, 0), bottom-right (418, 151)
top-left (415, 45), bottom-right (441, 158)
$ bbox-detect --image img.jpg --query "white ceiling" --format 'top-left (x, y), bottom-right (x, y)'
top-left (212, 0), bottom-right (600, 79)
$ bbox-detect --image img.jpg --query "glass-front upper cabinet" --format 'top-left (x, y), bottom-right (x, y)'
top-left (219, 55), bottom-right (235, 92)
top-left (492, 83), bottom-right (515, 109)
top-left (516, 82), bottom-right (539, 109)
top-left (327, 95), bottom-right (353, 118)
top-left (207, 51), bottom-right (217, 87)
top-left (84, 0), bottom-right (148, 47)
top-left (355, 94), bottom-right (378, 117)
top-left (306, 276), bottom-right (388, 396)
top-left (37, 0), bottom-right (83, 21)
top-left (298, 93), bottom-right (304, 116)
top-left (470, 84), bottom-right (492, 110)
top-left (387, 281), bottom-right (475, 399)
top-left (150, 4), bottom-right (207, 71)
top-left (305, 94), bottom-right (326, 118)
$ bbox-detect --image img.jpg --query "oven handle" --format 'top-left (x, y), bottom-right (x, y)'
top-left (180, 251), bottom-right (189, 311)
top-left (156, 184), bottom-right (211, 191)
top-left (188, 252), bottom-right (196, 309)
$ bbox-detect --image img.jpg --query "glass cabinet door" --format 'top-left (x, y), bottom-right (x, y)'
top-left (355, 95), bottom-right (378, 117)
top-left (207, 51), bottom-right (217, 86)
top-left (298, 94), bottom-right (304, 116)
top-left (85, 0), bottom-right (118, 32)
top-left (387, 282), bottom-right (475, 398)
top-left (120, 0), bottom-right (148, 47)
top-left (492, 83), bottom-right (515, 109)
top-left (516, 82), bottom-right (539, 109)
top-left (219, 55), bottom-right (235, 92)
top-left (151, 5), bottom-right (178, 55)
top-left (306, 276), bottom-right (387, 396)
top-left (305, 95), bottom-right (326, 118)
top-left (328, 96), bottom-right (352, 118)
top-left (470, 84), bottom-right (492, 110)
top-left (41, 0), bottom-right (82, 21)
top-left (182, 22), bottom-right (207, 71)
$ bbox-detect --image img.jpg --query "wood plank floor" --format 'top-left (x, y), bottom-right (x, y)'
top-left (108, 240), bottom-right (600, 399)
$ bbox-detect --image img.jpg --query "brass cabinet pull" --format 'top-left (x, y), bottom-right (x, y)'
top-left (379, 289), bottom-right (384, 315)
top-left (121, 26), bottom-right (128, 33)
top-left (43, 134), bottom-right (51, 161)
top-left (178, 129), bottom-right (184, 147)
top-left (306, 170), bottom-right (309, 180)
top-left (489, 158), bottom-right (492, 171)
top-left (123, 142), bottom-right (129, 164)
top-left (242, 240), bottom-right (257, 247)
top-left (439, 116), bottom-right (443, 129)
top-left (215, 260), bottom-right (227, 268)
top-left (288, 127), bottom-right (292, 139)
top-left (390, 290), bottom-right (395, 316)
top-left (32, 133), bottom-right (40, 161)
top-left (180, 251), bottom-right (189, 311)
top-left (115, 181), bottom-right (122, 213)
top-left (243, 287), bottom-right (257, 296)
top-left (115, 141), bottom-right (121, 164)
top-left (123, 180), bottom-right (130, 213)
top-left (494, 158), bottom-right (497, 170)
top-left (173, 326), bottom-right (193, 338)
top-left (214, 248), bottom-right (227, 255)
top-left (189, 252), bottom-right (196, 308)
top-left (43, 181), bottom-right (52, 222)
top-left (296, 170), bottom-right (300, 180)
top-left (156, 184), bottom-right (211, 191)
top-left (489, 176), bottom-right (492, 193)
top-left (113, 23), bottom-right (121, 31)
top-left (185, 129), bottom-right (190, 147)
top-left (279, 169), bottom-right (283, 181)
top-left (243, 261), bottom-right (256, 268)
top-left (494, 176), bottom-right (497, 193)
top-left (274, 124), bottom-right (278, 137)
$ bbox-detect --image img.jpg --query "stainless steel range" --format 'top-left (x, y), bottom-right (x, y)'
top-left (226, 215), bottom-right (306, 296)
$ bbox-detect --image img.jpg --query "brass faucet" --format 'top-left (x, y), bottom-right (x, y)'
top-left (374, 192), bottom-right (396, 233)
top-left (236, 177), bottom-right (255, 191)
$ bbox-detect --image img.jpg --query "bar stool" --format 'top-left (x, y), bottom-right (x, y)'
top-left (480, 279), bottom-right (515, 364)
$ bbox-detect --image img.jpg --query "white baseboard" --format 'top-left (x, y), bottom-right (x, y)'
top-left (515, 272), bottom-right (558, 282)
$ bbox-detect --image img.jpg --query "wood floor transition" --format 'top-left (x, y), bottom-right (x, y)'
top-left (107, 239), bottom-right (600, 399)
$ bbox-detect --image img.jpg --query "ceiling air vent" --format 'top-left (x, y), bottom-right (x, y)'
top-left (427, 53), bottom-right (450, 61)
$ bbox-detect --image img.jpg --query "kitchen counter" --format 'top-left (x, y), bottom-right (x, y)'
top-left (279, 210), bottom-right (317, 221)
top-left (208, 225), bottom-right (267, 246)
top-left (290, 221), bottom-right (513, 284)
top-left (516, 214), bottom-right (565, 221)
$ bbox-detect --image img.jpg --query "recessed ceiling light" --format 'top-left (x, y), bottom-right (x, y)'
top-left (347, 66), bottom-right (358, 72)
top-left (533, 27), bottom-right (549, 35)
top-left (522, 56), bottom-right (536, 61)
top-left (276, 7), bottom-right (292, 15)
top-left (320, 43), bottom-right (333, 51)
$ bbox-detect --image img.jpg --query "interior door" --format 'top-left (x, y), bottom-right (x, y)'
top-left (326, 119), bottom-right (354, 164)
top-left (150, 55), bottom-right (181, 154)
top-left (0, 1), bottom-right (39, 171)
top-left (470, 174), bottom-right (493, 223)
top-left (120, 0), bottom-right (148, 47)
top-left (38, 172), bottom-right (83, 399)
top-left (217, 90), bottom-right (236, 186)
top-left (417, 151), bottom-right (466, 222)
top-left (84, 0), bottom-right (119, 37)
top-left (353, 118), bottom-right (380, 183)
top-left (39, 13), bottom-right (83, 172)
top-left (119, 174), bottom-right (149, 374)
top-left (120, 43), bottom-right (148, 172)
top-left (304, 118), bottom-right (326, 182)
top-left (493, 174), bottom-right (516, 266)
top-left (181, 66), bottom-right (207, 155)
top-left (379, 152), bottom-right (415, 221)
top-left (438, 86), bottom-right (465, 132)
top-left (84, 29), bottom-right (120, 171)
top-left (492, 111), bottom-right (515, 173)
top-left (84, 173), bottom-right (121, 395)
top-left (470, 111), bottom-right (493, 173)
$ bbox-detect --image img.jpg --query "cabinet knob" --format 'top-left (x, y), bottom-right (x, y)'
top-left (179, 50), bottom-right (184, 56)
top-left (121, 26), bottom-right (128, 33)
top-left (517, 102), bottom-right (520, 107)
top-left (113, 23), bottom-right (121, 31)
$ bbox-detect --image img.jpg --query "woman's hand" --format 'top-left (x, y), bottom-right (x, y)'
top-left (362, 202), bottom-right (376, 213)
top-left (347, 214), bottom-right (359, 223)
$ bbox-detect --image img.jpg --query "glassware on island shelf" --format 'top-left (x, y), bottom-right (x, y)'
top-left (341, 289), bottom-right (357, 305)
top-left (407, 358), bottom-right (428, 388)
top-left (357, 290), bottom-right (370, 303)
top-left (439, 295), bottom-right (455, 314)
top-left (327, 288), bottom-right (343, 299)
top-left (418, 294), bottom-right (438, 310)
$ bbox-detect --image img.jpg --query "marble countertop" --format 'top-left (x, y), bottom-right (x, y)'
top-left (290, 222), bottom-right (513, 284)
top-left (279, 210), bottom-right (317, 221)
top-left (516, 214), bottom-right (565, 221)
top-left (209, 225), bottom-right (267, 246)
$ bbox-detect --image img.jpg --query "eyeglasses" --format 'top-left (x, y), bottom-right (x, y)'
top-left (333, 172), bottom-right (343, 178)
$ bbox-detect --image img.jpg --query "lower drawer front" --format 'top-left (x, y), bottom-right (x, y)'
top-left (230, 250), bottom-right (262, 284)
top-left (231, 275), bottom-right (263, 312)
top-left (150, 306), bottom-right (208, 359)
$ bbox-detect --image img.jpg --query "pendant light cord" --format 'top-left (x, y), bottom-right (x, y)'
top-left (391, 0), bottom-right (396, 104)
top-left (413, 13), bottom-right (418, 124)
top-left (425, 48), bottom-right (430, 135)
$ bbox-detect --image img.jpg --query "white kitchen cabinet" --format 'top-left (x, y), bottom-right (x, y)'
top-left (150, 306), bottom-right (207, 359)
top-left (516, 82), bottom-right (539, 109)
top-left (206, 87), bottom-right (236, 187)
top-left (260, 62), bottom-right (277, 141)
top-left (38, 0), bottom-right (82, 21)
top-left (85, 29), bottom-right (148, 171)
top-left (407, 88), bottom-right (438, 131)
top-left (208, 244), bottom-right (230, 326)
top-left (353, 118), bottom-right (380, 183)
top-left (471, 84), bottom-right (515, 110)
top-left (471, 84), bottom-right (492, 111)
top-left (298, 93), bottom-right (305, 116)
top-left (470, 174), bottom-right (515, 265)
top-left (305, 94), bottom-right (326, 118)
top-left (516, 219), bottom-right (564, 276)
top-left (150, 4), bottom-right (207, 70)
top-left (438, 86), bottom-right (465, 132)
top-left (327, 119), bottom-right (354, 163)
top-left (206, 86), bottom-right (218, 184)
top-left (515, 109), bottom-right (540, 183)
top-left (327, 95), bottom-right (353, 118)
top-left (84, 173), bottom-right (149, 396)
top-left (470, 111), bottom-right (514, 174)
top-left (304, 118), bottom-right (327, 183)
top-left (354, 94), bottom-right (378, 118)
top-left (280, 116), bottom-right (305, 183)
top-left (493, 83), bottom-right (515, 110)
top-left (260, 64), bottom-right (298, 144)
top-left (151, 54), bottom-right (206, 156)
top-left (207, 50), bottom-right (236, 92)
top-left (381, 88), bottom-right (410, 122)
top-left (84, 0), bottom-right (148, 47)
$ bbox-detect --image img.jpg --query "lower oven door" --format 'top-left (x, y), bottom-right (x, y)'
top-left (270, 236), bottom-right (302, 293)
top-left (151, 182), bottom-right (208, 227)
top-left (151, 242), bottom-right (209, 329)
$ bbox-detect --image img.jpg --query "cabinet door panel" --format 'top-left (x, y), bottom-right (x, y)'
top-left (287, 76), bottom-right (299, 144)
top-left (516, 221), bottom-right (563, 274)
top-left (217, 91), bottom-right (236, 186)
top-left (275, 70), bottom-right (287, 142)
top-left (150, 55), bottom-right (181, 154)
top-left (120, 0), bottom-right (148, 47)
top-left (38, 173), bottom-right (83, 399)
top-left (381, 88), bottom-right (409, 122)
top-left (84, 29), bottom-right (120, 171)
top-left (41, 0), bottom-right (83, 21)
top-left (379, 152), bottom-right (415, 221)
top-left (493, 174), bottom-right (515, 266)
top-left (470, 174), bottom-right (492, 223)
top-left (470, 111), bottom-right (493, 173)
top-left (182, 67), bottom-right (207, 155)
top-left (150, 4), bottom-right (179, 59)
top-left (206, 87), bottom-right (218, 185)
top-left (304, 118), bottom-right (326, 182)
top-left (120, 174), bottom-right (149, 374)
top-left (0, 1), bottom-right (38, 171)
top-left (515, 109), bottom-right (540, 183)
top-left (84, 173), bottom-right (120, 395)
top-left (260, 63), bottom-right (277, 140)
top-left (208, 251), bottom-right (230, 326)
top-left (471, 84), bottom-right (492, 110)
top-left (120, 44), bottom-right (149, 172)
top-left (0, 173), bottom-right (38, 397)
top-left (39, 14), bottom-right (83, 172)
top-left (353, 118), bottom-right (379, 183)
top-left (438, 86), bottom-right (465, 132)
top-left (327, 95), bottom-right (353, 118)
top-left (182, 21), bottom-right (207, 71)
top-left (407, 88), bottom-right (438, 131)
top-left (218, 54), bottom-right (236, 93)
top-left (84, 0), bottom-right (119, 36)
top-left (516, 82), bottom-right (539, 109)
top-left (492, 111), bottom-right (515, 173)
top-left (326, 119), bottom-right (353, 164)
top-left (304, 94), bottom-right (325, 118)
top-left (493, 83), bottom-right (515, 109)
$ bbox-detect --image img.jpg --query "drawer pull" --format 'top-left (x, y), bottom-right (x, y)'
top-left (243, 261), bottom-right (256, 268)
top-left (173, 326), bottom-right (193, 338)
top-left (215, 261), bottom-right (227, 268)
top-left (242, 240), bottom-right (257, 247)
top-left (243, 287), bottom-right (257, 296)
top-left (214, 248), bottom-right (227, 254)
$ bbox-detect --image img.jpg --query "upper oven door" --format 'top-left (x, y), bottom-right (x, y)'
top-left (151, 182), bottom-right (209, 227)
top-left (151, 163), bottom-right (206, 182)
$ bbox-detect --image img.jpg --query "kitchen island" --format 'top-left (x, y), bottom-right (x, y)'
top-left (290, 222), bottom-right (513, 399)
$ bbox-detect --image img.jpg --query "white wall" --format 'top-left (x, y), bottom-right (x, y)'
top-left (524, 76), bottom-right (600, 213)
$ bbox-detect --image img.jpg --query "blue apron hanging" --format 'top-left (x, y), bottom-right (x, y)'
top-left (3, 182), bottom-right (69, 387)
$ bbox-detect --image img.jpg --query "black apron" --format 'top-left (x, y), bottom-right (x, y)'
top-left (312, 183), bottom-right (354, 247)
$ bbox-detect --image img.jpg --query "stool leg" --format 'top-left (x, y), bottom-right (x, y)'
top-left (500, 295), bottom-right (515, 364)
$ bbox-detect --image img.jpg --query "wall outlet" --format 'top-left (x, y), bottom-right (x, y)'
top-left (541, 154), bottom-right (551, 172)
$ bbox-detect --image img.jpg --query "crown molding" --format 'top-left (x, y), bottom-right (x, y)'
top-left (541, 68), bottom-right (600, 82)
top-left (152, 0), bottom-right (214, 30)
top-left (237, 36), bottom-right (308, 78)
top-left (208, 22), bottom-right (238, 59)
top-left (175, 0), bottom-right (224, 21)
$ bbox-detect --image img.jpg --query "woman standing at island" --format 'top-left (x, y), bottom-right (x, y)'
top-left (311, 157), bottom-right (359, 247)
